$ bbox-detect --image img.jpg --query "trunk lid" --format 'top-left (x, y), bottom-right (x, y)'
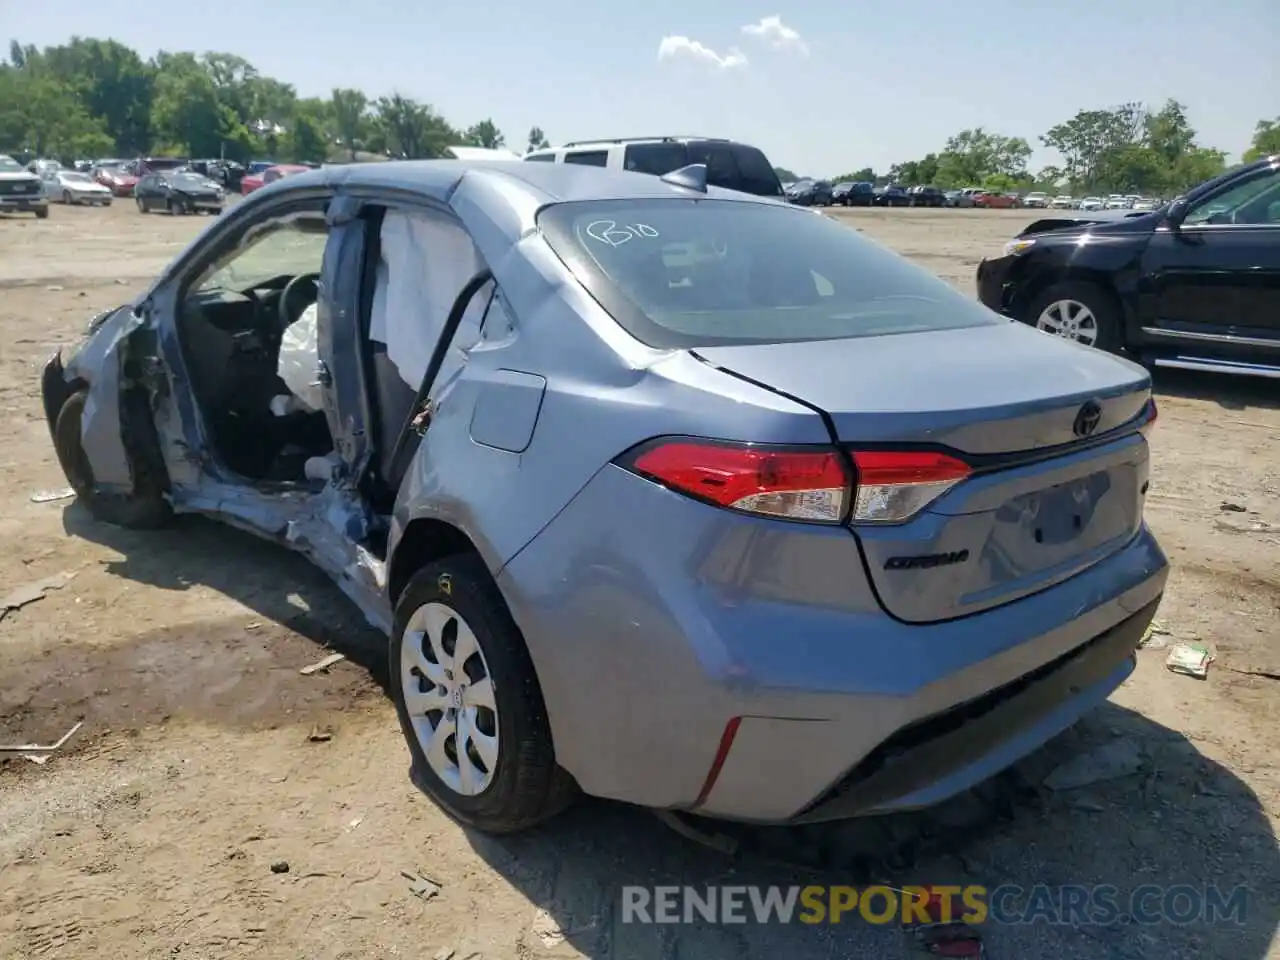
top-left (695, 323), bottom-right (1153, 622)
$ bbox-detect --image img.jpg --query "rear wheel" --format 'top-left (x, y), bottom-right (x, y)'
top-left (390, 554), bottom-right (576, 834)
top-left (53, 389), bottom-right (172, 529)
top-left (1026, 280), bottom-right (1124, 354)
top-left (136, 196), bottom-right (147, 213)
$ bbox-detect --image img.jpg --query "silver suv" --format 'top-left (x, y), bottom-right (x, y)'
top-left (524, 136), bottom-right (784, 197)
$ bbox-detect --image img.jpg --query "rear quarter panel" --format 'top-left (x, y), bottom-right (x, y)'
top-left (389, 228), bottom-right (831, 576)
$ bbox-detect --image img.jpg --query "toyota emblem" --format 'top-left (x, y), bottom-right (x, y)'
top-left (1073, 400), bottom-right (1103, 438)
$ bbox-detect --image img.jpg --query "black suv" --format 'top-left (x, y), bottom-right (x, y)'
top-left (832, 181), bottom-right (875, 206)
top-left (977, 155), bottom-right (1280, 379)
top-left (907, 186), bottom-right (946, 207)
top-left (785, 179), bottom-right (834, 206)
top-left (872, 184), bottom-right (909, 207)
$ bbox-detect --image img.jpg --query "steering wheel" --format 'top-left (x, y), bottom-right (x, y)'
top-left (279, 273), bottom-right (320, 331)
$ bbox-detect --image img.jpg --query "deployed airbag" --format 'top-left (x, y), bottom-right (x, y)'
top-left (372, 211), bottom-right (486, 386)
top-left (276, 303), bottom-right (324, 412)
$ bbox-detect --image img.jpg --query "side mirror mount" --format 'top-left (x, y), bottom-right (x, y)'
top-left (1165, 197), bottom-right (1189, 228)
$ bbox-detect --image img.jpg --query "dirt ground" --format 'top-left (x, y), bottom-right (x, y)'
top-left (0, 202), bottom-right (1276, 960)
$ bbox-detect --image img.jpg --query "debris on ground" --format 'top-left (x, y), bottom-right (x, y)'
top-left (307, 725), bottom-right (333, 742)
top-left (653, 809), bottom-right (740, 855)
top-left (1166, 642), bottom-right (1214, 679)
top-left (1043, 738), bottom-right (1144, 791)
top-left (300, 652), bottom-right (346, 675)
top-left (1218, 501), bottom-right (1248, 513)
top-left (403, 870), bottom-right (443, 902)
top-left (531, 909), bottom-right (566, 948)
top-left (1139, 618), bottom-right (1174, 649)
top-left (270, 861), bottom-right (290, 874)
top-left (0, 720), bottom-right (84, 756)
top-left (0, 570), bottom-right (76, 624)
top-left (29, 487), bottom-right (75, 503)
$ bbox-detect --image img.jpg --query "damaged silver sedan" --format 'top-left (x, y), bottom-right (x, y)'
top-left (42, 159), bottom-right (1167, 836)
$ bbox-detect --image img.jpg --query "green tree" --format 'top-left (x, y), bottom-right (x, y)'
top-left (287, 113), bottom-right (329, 164)
top-left (832, 167), bottom-right (875, 182)
top-left (38, 37), bottom-right (155, 154)
top-left (773, 166), bottom-right (798, 181)
top-left (151, 52), bottom-right (249, 159)
top-left (331, 88), bottom-right (369, 160)
top-left (888, 153), bottom-right (939, 186)
top-left (375, 93), bottom-right (456, 159)
top-left (462, 119), bottom-right (505, 149)
top-left (0, 64), bottom-right (114, 157)
top-left (1243, 118), bottom-right (1280, 163)
top-left (934, 128), bottom-right (1031, 187)
top-left (525, 125), bottom-right (550, 153)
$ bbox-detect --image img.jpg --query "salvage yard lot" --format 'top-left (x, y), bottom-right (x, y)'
top-left (0, 204), bottom-right (1276, 960)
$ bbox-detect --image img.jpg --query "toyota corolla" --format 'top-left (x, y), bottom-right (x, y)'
top-left (41, 159), bottom-right (1166, 833)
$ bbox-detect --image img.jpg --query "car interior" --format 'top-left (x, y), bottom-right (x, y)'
top-left (175, 204), bottom-right (493, 534)
top-left (177, 211), bottom-right (335, 482)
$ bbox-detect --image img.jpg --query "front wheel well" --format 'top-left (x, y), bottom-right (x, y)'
top-left (388, 518), bottom-right (482, 606)
top-left (1012, 265), bottom-right (1123, 323)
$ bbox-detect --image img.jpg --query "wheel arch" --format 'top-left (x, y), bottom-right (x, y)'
top-left (1010, 263), bottom-right (1126, 324)
top-left (387, 517), bottom-right (486, 608)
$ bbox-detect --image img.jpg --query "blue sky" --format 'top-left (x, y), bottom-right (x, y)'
top-left (6, 0), bottom-right (1276, 175)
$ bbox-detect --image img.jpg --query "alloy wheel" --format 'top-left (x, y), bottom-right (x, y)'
top-left (400, 601), bottom-right (499, 796)
top-left (1036, 299), bottom-right (1099, 346)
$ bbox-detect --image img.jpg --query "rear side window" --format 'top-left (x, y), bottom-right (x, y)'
top-left (732, 146), bottom-right (783, 196)
top-left (538, 199), bottom-right (999, 349)
top-left (564, 150), bottom-right (608, 167)
top-left (685, 142), bottom-right (739, 192)
top-left (623, 142), bottom-right (689, 176)
top-left (524, 152), bottom-right (556, 162)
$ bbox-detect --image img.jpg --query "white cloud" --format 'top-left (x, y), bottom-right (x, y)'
top-left (741, 15), bottom-right (809, 55)
top-left (657, 36), bottom-right (748, 70)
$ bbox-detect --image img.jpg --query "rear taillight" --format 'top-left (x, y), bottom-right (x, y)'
top-left (849, 450), bottom-right (971, 523)
top-left (619, 439), bottom-right (973, 525)
top-left (1140, 397), bottom-right (1158, 435)
top-left (626, 440), bottom-right (850, 523)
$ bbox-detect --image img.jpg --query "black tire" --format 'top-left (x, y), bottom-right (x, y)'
top-left (390, 555), bottom-right (576, 833)
top-left (167, 198), bottom-right (180, 215)
top-left (63, 190), bottom-right (74, 205)
top-left (1024, 280), bottom-right (1125, 355)
top-left (137, 196), bottom-right (147, 213)
top-left (34, 206), bottom-right (49, 219)
top-left (53, 388), bottom-right (172, 529)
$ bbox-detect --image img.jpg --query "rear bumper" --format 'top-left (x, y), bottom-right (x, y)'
top-left (794, 596), bottom-right (1155, 821)
top-left (499, 464), bottom-right (1168, 823)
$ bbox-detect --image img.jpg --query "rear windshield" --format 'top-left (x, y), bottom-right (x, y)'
top-left (538, 199), bottom-right (1000, 349)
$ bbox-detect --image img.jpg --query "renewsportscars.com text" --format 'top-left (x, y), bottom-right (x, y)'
top-left (620, 884), bottom-right (1249, 927)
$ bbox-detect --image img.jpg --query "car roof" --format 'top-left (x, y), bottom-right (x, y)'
top-left (268, 159), bottom-right (786, 207)
top-left (554, 136), bottom-right (738, 149)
